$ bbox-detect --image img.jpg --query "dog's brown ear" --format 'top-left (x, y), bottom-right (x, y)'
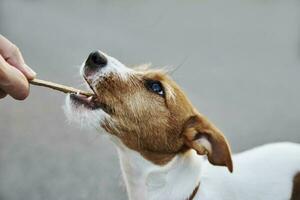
top-left (183, 115), bottom-right (233, 172)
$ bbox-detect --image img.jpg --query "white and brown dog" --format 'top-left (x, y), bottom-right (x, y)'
top-left (64, 51), bottom-right (300, 200)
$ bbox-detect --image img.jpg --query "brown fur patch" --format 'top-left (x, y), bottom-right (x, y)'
top-left (91, 69), bottom-right (231, 167)
top-left (291, 172), bottom-right (300, 200)
top-left (99, 71), bottom-right (194, 165)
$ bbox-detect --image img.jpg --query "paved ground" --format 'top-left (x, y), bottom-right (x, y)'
top-left (0, 0), bottom-right (300, 199)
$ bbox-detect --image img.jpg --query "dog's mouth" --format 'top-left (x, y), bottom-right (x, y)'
top-left (69, 93), bottom-right (101, 110)
top-left (69, 79), bottom-right (113, 114)
top-left (69, 72), bottom-right (102, 110)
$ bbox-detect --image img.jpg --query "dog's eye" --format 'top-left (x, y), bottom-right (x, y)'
top-left (145, 80), bottom-right (165, 97)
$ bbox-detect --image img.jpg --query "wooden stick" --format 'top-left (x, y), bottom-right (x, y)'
top-left (29, 79), bottom-right (94, 96)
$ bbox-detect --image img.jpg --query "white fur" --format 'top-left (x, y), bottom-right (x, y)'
top-left (111, 140), bottom-right (300, 200)
top-left (63, 94), bottom-right (109, 130)
top-left (196, 142), bottom-right (300, 200)
top-left (110, 137), bottom-right (203, 200)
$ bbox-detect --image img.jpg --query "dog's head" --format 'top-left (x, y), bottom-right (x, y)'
top-left (65, 51), bottom-right (233, 172)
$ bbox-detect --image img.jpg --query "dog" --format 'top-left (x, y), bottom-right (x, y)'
top-left (64, 51), bottom-right (300, 200)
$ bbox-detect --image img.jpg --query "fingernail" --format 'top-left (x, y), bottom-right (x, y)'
top-left (24, 64), bottom-right (37, 78)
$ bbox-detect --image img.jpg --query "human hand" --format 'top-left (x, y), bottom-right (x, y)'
top-left (0, 35), bottom-right (36, 100)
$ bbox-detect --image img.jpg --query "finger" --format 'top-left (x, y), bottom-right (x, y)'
top-left (0, 35), bottom-right (36, 79)
top-left (0, 88), bottom-right (7, 99)
top-left (0, 55), bottom-right (29, 100)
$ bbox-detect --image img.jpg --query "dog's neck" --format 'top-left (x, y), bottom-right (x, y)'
top-left (111, 137), bottom-right (203, 200)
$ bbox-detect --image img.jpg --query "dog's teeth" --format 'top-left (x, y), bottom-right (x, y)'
top-left (87, 96), bottom-right (93, 101)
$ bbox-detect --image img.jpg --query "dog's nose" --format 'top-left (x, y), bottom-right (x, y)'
top-left (86, 51), bottom-right (107, 69)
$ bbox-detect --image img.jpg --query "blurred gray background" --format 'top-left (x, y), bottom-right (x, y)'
top-left (1, 0), bottom-right (300, 199)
